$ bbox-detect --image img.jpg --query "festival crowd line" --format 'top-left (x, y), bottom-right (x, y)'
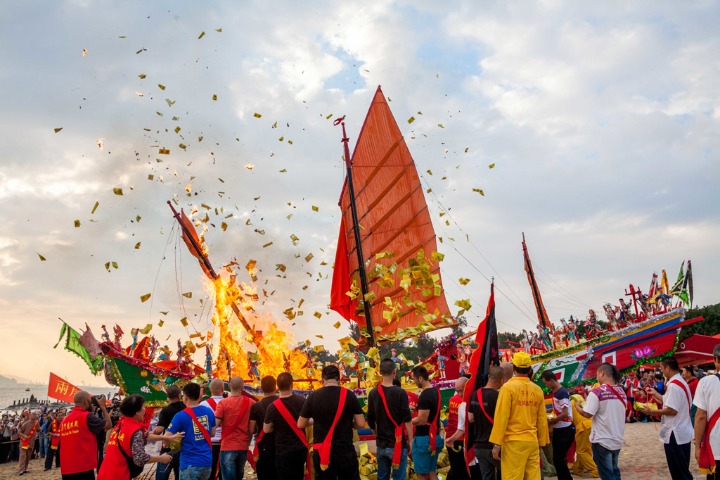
top-left (2, 345), bottom-right (719, 480)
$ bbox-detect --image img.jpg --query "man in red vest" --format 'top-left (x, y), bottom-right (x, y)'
top-left (445, 376), bottom-right (469, 480)
top-left (44, 410), bottom-right (64, 471)
top-left (264, 373), bottom-right (308, 480)
top-left (298, 364), bottom-right (365, 479)
top-left (60, 391), bottom-right (111, 480)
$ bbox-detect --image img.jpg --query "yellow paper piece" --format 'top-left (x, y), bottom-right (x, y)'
top-left (359, 443), bottom-right (369, 456)
top-left (139, 324), bottom-right (153, 334)
top-left (180, 317), bottom-right (188, 327)
top-left (182, 292), bottom-right (192, 298)
top-left (314, 345), bottom-right (325, 352)
top-left (253, 112), bottom-right (262, 118)
top-left (140, 293), bottom-right (151, 303)
top-left (333, 321), bottom-right (341, 329)
top-left (74, 220), bottom-right (81, 228)
top-left (38, 253), bottom-right (46, 261)
top-left (113, 187), bottom-right (123, 195)
top-left (54, 127), bottom-right (63, 133)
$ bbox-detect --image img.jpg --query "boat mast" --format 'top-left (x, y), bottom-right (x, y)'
top-left (167, 201), bottom-right (261, 343)
top-left (335, 117), bottom-right (376, 347)
top-left (522, 232), bottom-right (550, 330)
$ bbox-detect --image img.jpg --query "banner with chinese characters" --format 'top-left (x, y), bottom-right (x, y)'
top-left (47, 372), bottom-right (80, 403)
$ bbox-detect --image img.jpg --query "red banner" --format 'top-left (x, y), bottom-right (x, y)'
top-left (47, 372), bottom-right (81, 403)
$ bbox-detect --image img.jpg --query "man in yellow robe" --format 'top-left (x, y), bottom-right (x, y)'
top-left (489, 352), bottom-right (549, 480)
top-left (571, 393), bottom-right (599, 477)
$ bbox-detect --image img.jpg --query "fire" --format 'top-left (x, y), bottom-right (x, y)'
top-left (209, 274), bottom-right (316, 385)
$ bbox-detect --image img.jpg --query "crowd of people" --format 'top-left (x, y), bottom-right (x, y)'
top-left (2, 344), bottom-right (719, 480)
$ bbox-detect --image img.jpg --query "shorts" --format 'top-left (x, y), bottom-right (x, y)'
top-left (411, 435), bottom-right (444, 474)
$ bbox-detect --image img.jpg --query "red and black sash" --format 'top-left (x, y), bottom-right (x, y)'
top-left (274, 398), bottom-right (311, 480)
top-left (313, 387), bottom-right (348, 471)
top-left (377, 385), bottom-right (404, 468)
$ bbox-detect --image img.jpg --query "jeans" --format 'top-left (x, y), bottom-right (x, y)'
top-left (552, 426), bottom-right (575, 480)
top-left (591, 443), bottom-right (621, 480)
top-left (40, 436), bottom-right (49, 457)
top-left (663, 432), bottom-right (692, 480)
top-left (156, 451), bottom-right (180, 480)
top-left (376, 446), bottom-right (408, 480)
top-left (220, 450), bottom-right (248, 480)
top-left (180, 465), bottom-right (212, 480)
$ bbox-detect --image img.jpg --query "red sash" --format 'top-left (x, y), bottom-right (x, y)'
top-left (477, 388), bottom-right (494, 425)
top-left (606, 385), bottom-right (627, 408)
top-left (377, 385), bottom-right (404, 468)
top-left (274, 398), bottom-right (311, 480)
top-left (669, 379), bottom-right (692, 414)
top-left (20, 421), bottom-right (38, 450)
top-left (699, 406), bottom-right (720, 474)
top-left (206, 398), bottom-right (218, 411)
top-left (428, 387), bottom-right (441, 455)
top-left (185, 407), bottom-right (212, 448)
top-left (313, 387), bottom-right (348, 471)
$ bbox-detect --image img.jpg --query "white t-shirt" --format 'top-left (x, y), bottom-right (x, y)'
top-left (201, 395), bottom-right (224, 442)
top-left (659, 373), bottom-right (693, 445)
top-left (552, 387), bottom-right (573, 429)
top-left (457, 402), bottom-right (467, 432)
top-left (693, 374), bottom-right (720, 460)
top-left (583, 384), bottom-right (626, 451)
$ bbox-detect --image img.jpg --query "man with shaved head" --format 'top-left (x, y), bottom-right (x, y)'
top-left (17, 410), bottom-right (38, 475)
top-left (468, 365), bottom-right (506, 480)
top-left (499, 362), bottom-right (514, 383)
top-left (215, 376), bottom-right (256, 479)
top-left (201, 378), bottom-right (226, 479)
top-left (59, 391), bottom-right (111, 480)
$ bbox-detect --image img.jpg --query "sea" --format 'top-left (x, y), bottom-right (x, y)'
top-left (0, 383), bottom-right (118, 412)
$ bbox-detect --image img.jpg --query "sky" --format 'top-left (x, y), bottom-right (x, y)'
top-left (0, 1), bottom-right (718, 386)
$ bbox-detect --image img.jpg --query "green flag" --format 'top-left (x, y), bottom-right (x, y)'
top-left (55, 322), bottom-right (103, 375)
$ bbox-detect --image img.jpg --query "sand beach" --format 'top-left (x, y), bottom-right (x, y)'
top-left (0, 422), bottom-right (703, 479)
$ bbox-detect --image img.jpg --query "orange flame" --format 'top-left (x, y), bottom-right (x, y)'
top-left (209, 274), bottom-right (316, 385)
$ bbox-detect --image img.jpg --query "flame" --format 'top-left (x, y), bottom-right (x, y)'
top-left (209, 274), bottom-right (317, 385)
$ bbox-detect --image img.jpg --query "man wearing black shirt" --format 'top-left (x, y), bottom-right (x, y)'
top-left (411, 366), bottom-right (443, 480)
top-left (541, 370), bottom-right (575, 480)
top-left (264, 373), bottom-right (308, 480)
top-left (367, 359), bottom-right (413, 480)
top-left (468, 366), bottom-right (505, 480)
top-left (298, 365), bottom-right (365, 480)
top-left (153, 385), bottom-right (185, 480)
top-left (250, 376), bottom-right (279, 480)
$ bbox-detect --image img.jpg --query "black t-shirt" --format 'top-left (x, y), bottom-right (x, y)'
top-left (367, 385), bottom-right (411, 449)
top-left (265, 394), bottom-right (307, 456)
top-left (415, 387), bottom-right (441, 437)
top-left (299, 386), bottom-right (363, 455)
top-left (156, 401), bottom-right (185, 453)
top-left (469, 387), bottom-right (499, 449)
top-left (251, 395), bottom-right (278, 449)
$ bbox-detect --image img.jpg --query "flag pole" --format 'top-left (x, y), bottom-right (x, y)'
top-left (334, 117), bottom-right (376, 348)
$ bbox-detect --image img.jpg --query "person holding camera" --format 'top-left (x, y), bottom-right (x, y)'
top-left (60, 391), bottom-right (111, 480)
top-left (98, 394), bottom-right (181, 480)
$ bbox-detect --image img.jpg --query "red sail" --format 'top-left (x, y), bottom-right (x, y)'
top-left (336, 86), bottom-right (453, 341)
top-left (330, 216), bottom-right (360, 322)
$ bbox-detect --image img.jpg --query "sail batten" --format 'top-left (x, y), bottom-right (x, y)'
top-left (330, 86), bottom-right (454, 342)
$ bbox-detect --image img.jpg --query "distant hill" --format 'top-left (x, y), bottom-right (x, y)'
top-left (0, 375), bottom-right (18, 385)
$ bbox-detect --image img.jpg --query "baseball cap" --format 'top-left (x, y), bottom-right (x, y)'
top-left (512, 351), bottom-right (532, 368)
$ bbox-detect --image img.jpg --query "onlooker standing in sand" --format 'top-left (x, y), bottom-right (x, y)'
top-left (576, 363), bottom-right (627, 480)
top-left (693, 344), bottom-right (720, 479)
top-left (541, 370), bottom-right (575, 480)
top-left (641, 357), bottom-right (693, 480)
top-left (17, 410), bottom-right (39, 475)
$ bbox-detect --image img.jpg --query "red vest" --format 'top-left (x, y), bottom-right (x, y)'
top-left (50, 420), bottom-right (61, 449)
top-left (60, 407), bottom-right (98, 475)
top-left (445, 394), bottom-right (463, 439)
top-left (98, 417), bottom-right (143, 480)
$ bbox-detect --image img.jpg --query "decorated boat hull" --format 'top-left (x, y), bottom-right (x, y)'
top-left (531, 308), bottom-right (703, 388)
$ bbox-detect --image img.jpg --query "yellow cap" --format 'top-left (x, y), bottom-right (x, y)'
top-left (512, 351), bottom-right (532, 368)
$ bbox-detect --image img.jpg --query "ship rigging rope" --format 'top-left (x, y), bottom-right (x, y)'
top-left (417, 172), bottom-right (538, 324)
top-left (146, 219), bottom-right (176, 324)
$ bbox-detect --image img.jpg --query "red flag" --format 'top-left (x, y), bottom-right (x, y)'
top-left (179, 209), bottom-right (214, 280)
top-left (47, 373), bottom-right (81, 403)
top-left (330, 215), bottom-right (360, 322)
top-left (463, 283), bottom-right (499, 467)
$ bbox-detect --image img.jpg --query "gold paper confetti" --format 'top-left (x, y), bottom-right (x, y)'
top-left (253, 112), bottom-right (262, 118)
top-left (489, 163), bottom-right (496, 169)
top-left (158, 84), bottom-right (166, 90)
top-left (113, 188), bottom-right (123, 195)
top-left (74, 220), bottom-right (81, 228)
top-left (472, 188), bottom-right (485, 196)
top-left (198, 31), bottom-right (206, 39)
top-left (180, 317), bottom-right (188, 326)
top-left (212, 94), bottom-right (218, 101)
top-left (38, 253), bottom-right (46, 261)
top-left (91, 201), bottom-right (99, 214)
top-left (134, 242), bottom-right (141, 249)
top-left (182, 292), bottom-right (192, 298)
top-left (54, 127), bottom-right (63, 133)
top-left (458, 277), bottom-right (471, 285)
top-left (140, 293), bottom-right (152, 303)
top-left (407, 116), bottom-right (415, 124)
